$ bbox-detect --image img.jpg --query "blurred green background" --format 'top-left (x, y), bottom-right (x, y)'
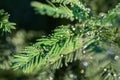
top-left (0, 0), bottom-right (120, 80)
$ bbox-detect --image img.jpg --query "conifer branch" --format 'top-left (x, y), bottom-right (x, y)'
top-left (12, 2), bottom-right (120, 79)
top-left (0, 10), bottom-right (16, 33)
top-left (31, 1), bottom-right (74, 21)
top-left (51, 0), bottom-right (91, 20)
top-left (102, 3), bottom-right (120, 27)
top-left (12, 24), bottom-right (97, 73)
top-left (31, 0), bottom-right (91, 21)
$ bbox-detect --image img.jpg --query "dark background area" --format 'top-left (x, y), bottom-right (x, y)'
top-left (0, 0), bottom-right (119, 33)
top-left (0, 0), bottom-right (59, 34)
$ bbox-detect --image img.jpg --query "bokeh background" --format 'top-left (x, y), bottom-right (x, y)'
top-left (0, 0), bottom-right (120, 80)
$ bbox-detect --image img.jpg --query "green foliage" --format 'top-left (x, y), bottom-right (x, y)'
top-left (0, 10), bottom-right (16, 33)
top-left (31, 2), bottom-right (74, 21)
top-left (83, 41), bottom-right (120, 80)
top-left (31, 0), bottom-right (90, 21)
top-left (0, 10), bottom-right (16, 70)
top-left (102, 3), bottom-right (120, 27)
top-left (12, 25), bottom-right (80, 73)
top-left (11, 0), bottom-right (120, 80)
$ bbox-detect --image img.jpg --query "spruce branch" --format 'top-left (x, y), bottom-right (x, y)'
top-left (12, 2), bottom-right (120, 80)
top-left (102, 3), bottom-right (120, 27)
top-left (51, 0), bottom-right (91, 20)
top-left (12, 24), bottom-right (97, 73)
top-left (31, 0), bottom-right (91, 21)
top-left (0, 10), bottom-right (16, 33)
top-left (12, 25), bottom-right (76, 73)
top-left (31, 1), bottom-right (74, 21)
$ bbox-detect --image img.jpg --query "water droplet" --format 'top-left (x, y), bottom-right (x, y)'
top-left (90, 56), bottom-right (93, 59)
top-left (114, 74), bottom-right (117, 77)
top-left (69, 74), bottom-right (77, 79)
top-left (70, 17), bottom-right (74, 21)
top-left (80, 69), bottom-right (84, 74)
top-left (104, 68), bottom-right (107, 71)
top-left (72, 27), bottom-right (75, 31)
top-left (108, 73), bottom-right (111, 76)
top-left (60, 54), bottom-right (64, 57)
top-left (99, 13), bottom-right (106, 18)
top-left (83, 61), bottom-right (88, 67)
top-left (66, 30), bottom-right (69, 33)
top-left (86, 8), bottom-right (91, 13)
top-left (69, 74), bottom-right (74, 78)
top-left (78, 2), bottom-right (81, 5)
top-left (49, 76), bottom-right (53, 80)
top-left (82, 50), bottom-right (86, 54)
top-left (114, 55), bottom-right (119, 60)
top-left (60, 35), bottom-right (63, 37)
top-left (75, 17), bottom-right (78, 19)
